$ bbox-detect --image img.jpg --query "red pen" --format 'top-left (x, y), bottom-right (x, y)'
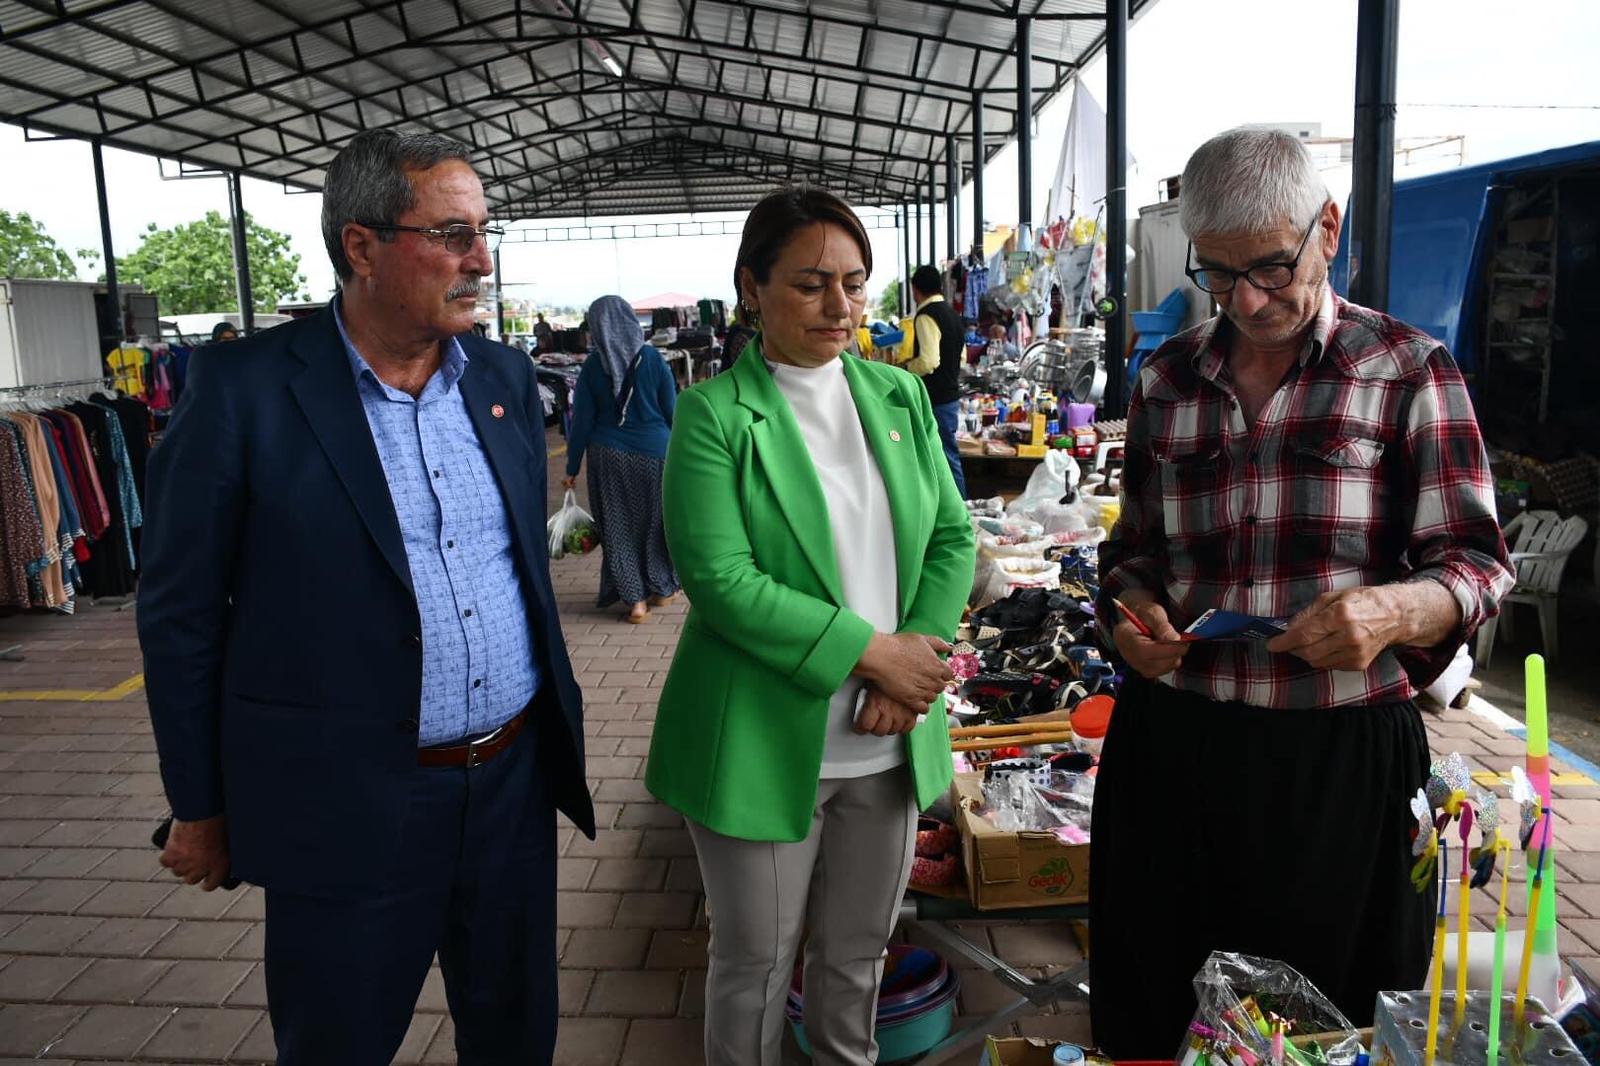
top-left (1112, 597), bottom-right (1154, 637)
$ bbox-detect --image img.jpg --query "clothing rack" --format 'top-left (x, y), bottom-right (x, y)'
top-left (0, 377), bottom-right (114, 394)
top-left (0, 378), bottom-right (127, 637)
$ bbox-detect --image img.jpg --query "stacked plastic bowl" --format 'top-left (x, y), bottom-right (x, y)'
top-left (786, 944), bottom-right (961, 1062)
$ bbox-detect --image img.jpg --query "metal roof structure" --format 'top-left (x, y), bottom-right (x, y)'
top-left (0, 0), bottom-right (1154, 221)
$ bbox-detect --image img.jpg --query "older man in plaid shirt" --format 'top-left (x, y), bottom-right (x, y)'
top-left (1090, 128), bottom-right (1514, 1056)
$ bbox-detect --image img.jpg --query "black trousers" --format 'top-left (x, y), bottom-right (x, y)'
top-left (264, 719), bottom-right (559, 1065)
top-left (1088, 675), bottom-right (1433, 1058)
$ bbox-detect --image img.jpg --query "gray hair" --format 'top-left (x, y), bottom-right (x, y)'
top-left (321, 129), bottom-right (475, 281)
top-left (1178, 128), bottom-right (1330, 239)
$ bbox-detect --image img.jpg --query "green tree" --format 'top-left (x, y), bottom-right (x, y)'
top-left (116, 210), bottom-right (309, 314)
top-left (875, 278), bottom-right (902, 322)
top-left (0, 210), bottom-right (83, 280)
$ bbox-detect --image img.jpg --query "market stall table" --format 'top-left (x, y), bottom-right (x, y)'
top-left (898, 891), bottom-right (1090, 1063)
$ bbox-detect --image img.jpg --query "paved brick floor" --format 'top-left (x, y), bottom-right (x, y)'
top-left (2, 428), bottom-right (1599, 1063)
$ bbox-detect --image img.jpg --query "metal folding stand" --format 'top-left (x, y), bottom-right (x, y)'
top-left (897, 893), bottom-right (1091, 1063)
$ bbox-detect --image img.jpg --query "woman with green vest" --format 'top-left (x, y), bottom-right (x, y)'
top-left (646, 187), bottom-right (975, 1065)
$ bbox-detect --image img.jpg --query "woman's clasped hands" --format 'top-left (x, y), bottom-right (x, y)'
top-left (853, 632), bottom-right (953, 736)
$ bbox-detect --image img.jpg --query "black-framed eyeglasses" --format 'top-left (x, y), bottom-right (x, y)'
top-left (362, 222), bottom-right (504, 255)
top-left (1184, 214), bottom-right (1319, 295)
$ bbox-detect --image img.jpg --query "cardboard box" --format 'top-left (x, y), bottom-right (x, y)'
top-left (951, 773), bottom-right (1090, 910)
top-left (981, 1036), bottom-right (1069, 1065)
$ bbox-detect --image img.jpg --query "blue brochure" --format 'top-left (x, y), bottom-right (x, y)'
top-left (1182, 609), bottom-right (1291, 641)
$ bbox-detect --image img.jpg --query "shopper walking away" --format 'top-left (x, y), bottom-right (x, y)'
top-left (1091, 127), bottom-right (1514, 1056)
top-left (137, 128), bottom-right (595, 1065)
top-left (562, 294), bottom-right (680, 623)
top-left (905, 264), bottom-right (968, 499)
top-left (647, 186), bottom-right (975, 1066)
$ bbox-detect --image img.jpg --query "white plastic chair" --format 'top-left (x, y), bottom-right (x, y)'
top-left (1474, 510), bottom-right (1589, 668)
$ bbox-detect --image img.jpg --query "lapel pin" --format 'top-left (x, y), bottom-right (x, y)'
top-left (889, 430), bottom-right (902, 442)
top-left (491, 404), bottom-right (505, 419)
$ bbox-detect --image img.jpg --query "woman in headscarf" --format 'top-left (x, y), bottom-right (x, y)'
top-left (561, 295), bottom-right (681, 623)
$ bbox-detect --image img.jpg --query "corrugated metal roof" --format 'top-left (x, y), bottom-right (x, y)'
top-left (0, 0), bottom-right (1156, 220)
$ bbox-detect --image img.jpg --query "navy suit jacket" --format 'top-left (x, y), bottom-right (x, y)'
top-left (137, 308), bottom-right (595, 899)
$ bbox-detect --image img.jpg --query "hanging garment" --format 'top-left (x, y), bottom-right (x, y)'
top-left (106, 345), bottom-right (148, 398)
top-left (39, 417), bottom-right (88, 569)
top-left (0, 421), bottom-right (52, 606)
top-left (44, 411), bottom-right (109, 542)
top-left (0, 421), bottom-right (44, 608)
top-left (67, 402), bottom-right (138, 598)
top-left (7, 415), bottom-right (69, 608)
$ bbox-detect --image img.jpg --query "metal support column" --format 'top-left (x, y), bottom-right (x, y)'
top-left (913, 200), bottom-right (923, 269)
top-left (971, 92), bottom-right (986, 254)
top-left (91, 140), bottom-right (120, 344)
top-left (1105, 0), bottom-right (1129, 414)
top-left (493, 246), bottom-right (504, 340)
top-left (927, 169), bottom-right (938, 265)
top-left (227, 171), bottom-right (256, 335)
top-left (946, 137), bottom-right (959, 263)
top-left (1016, 16), bottom-right (1033, 232)
top-left (901, 205), bottom-right (912, 315)
top-left (1350, 0), bottom-right (1399, 311)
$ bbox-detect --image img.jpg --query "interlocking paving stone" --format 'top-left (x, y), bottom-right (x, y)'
top-left (45, 1003), bottom-right (171, 1058)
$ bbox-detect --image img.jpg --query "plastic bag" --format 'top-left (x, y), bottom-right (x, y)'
top-left (547, 489), bottom-right (597, 559)
top-left (1181, 952), bottom-right (1362, 1066)
top-left (1007, 450), bottom-right (1085, 530)
top-left (980, 768), bottom-right (1094, 840)
top-left (973, 555), bottom-right (1061, 606)
top-left (1014, 449), bottom-right (1081, 507)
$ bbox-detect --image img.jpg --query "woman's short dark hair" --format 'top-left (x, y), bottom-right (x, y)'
top-left (733, 186), bottom-right (873, 300)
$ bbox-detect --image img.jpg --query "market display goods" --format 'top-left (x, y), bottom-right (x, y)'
top-left (1404, 656), bottom-right (1565, 1065)
top-left (1182, 952), bottom-right (1363, 1066)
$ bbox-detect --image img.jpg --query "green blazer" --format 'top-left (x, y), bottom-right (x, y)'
top-left (646, 342), bottom-right (976, 842)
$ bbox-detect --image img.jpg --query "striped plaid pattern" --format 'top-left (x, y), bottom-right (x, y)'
top-left (1098, 292), bottom-right (1513, 709)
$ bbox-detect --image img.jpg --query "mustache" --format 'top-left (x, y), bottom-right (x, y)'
top-left (446, 278), bottom-right (482, 300)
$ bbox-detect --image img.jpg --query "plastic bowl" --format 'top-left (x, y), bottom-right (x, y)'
top-left (788, 967), bottom-right (960, 1062)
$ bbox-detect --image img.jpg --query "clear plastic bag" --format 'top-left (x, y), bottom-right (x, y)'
top-left (547, 489), bottom-right (597, 559)
top-left (1181, 952), bottom-right (1363, 1066)
top-left (979, 769), bottom-right (1094, 840)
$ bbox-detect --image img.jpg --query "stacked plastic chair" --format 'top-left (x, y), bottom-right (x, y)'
top-left (1127, 287), bottom-right (1189, 381)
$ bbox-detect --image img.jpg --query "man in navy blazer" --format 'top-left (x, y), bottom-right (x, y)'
top-left (137, 130), bottom-right (594, 1064)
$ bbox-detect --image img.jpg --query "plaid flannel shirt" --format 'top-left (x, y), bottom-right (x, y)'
top-left (1098, 291), bottom-right (1513, 709)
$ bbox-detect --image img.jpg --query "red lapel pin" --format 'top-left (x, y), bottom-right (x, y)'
top-left (889, 430), bottom-right (902, 442)
top-left (491, 404), bottom-right (505, 419)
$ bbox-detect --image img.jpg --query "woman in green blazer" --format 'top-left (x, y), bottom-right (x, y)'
top-left (646, 188), bottom-right (975, 1066)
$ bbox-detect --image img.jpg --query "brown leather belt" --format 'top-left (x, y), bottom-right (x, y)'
top-left (417, 708), bottom-right (527, 768)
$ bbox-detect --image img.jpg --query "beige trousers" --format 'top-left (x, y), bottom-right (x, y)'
top-left (687, 765), bottom-right (919, 1066)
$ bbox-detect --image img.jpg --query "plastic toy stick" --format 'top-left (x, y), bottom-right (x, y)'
top-left (1524, 655), bottom-right (1561, 1011)
top-left (1453, 804), bottom-right (1475, 1034)
top-left (1488, 840), bottom-right (1513, 1066)
top-left (1425, 838), bottom-right (1449, 1066)
top-left (1515, 808), bottom-right (1554, 1029)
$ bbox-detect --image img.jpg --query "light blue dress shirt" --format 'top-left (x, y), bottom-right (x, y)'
top-left (334, 302), bottom-right (539, 746)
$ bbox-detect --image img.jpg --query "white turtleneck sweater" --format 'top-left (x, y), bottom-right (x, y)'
top-left (767, 358), bottom-right (904, 778)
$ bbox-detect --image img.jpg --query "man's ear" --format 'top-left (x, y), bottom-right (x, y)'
top-left (1318, 199), bottom-right (1343, 262)
top-left (343, 222), bottom-right (380, 280)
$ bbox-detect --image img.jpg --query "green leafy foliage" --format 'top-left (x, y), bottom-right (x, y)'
top-left (875, 279), bottom-right (901, 322)
top-left (0, 210), bottom-right (82, 280)
top-left (115, 210), bottom-right (310, 314)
